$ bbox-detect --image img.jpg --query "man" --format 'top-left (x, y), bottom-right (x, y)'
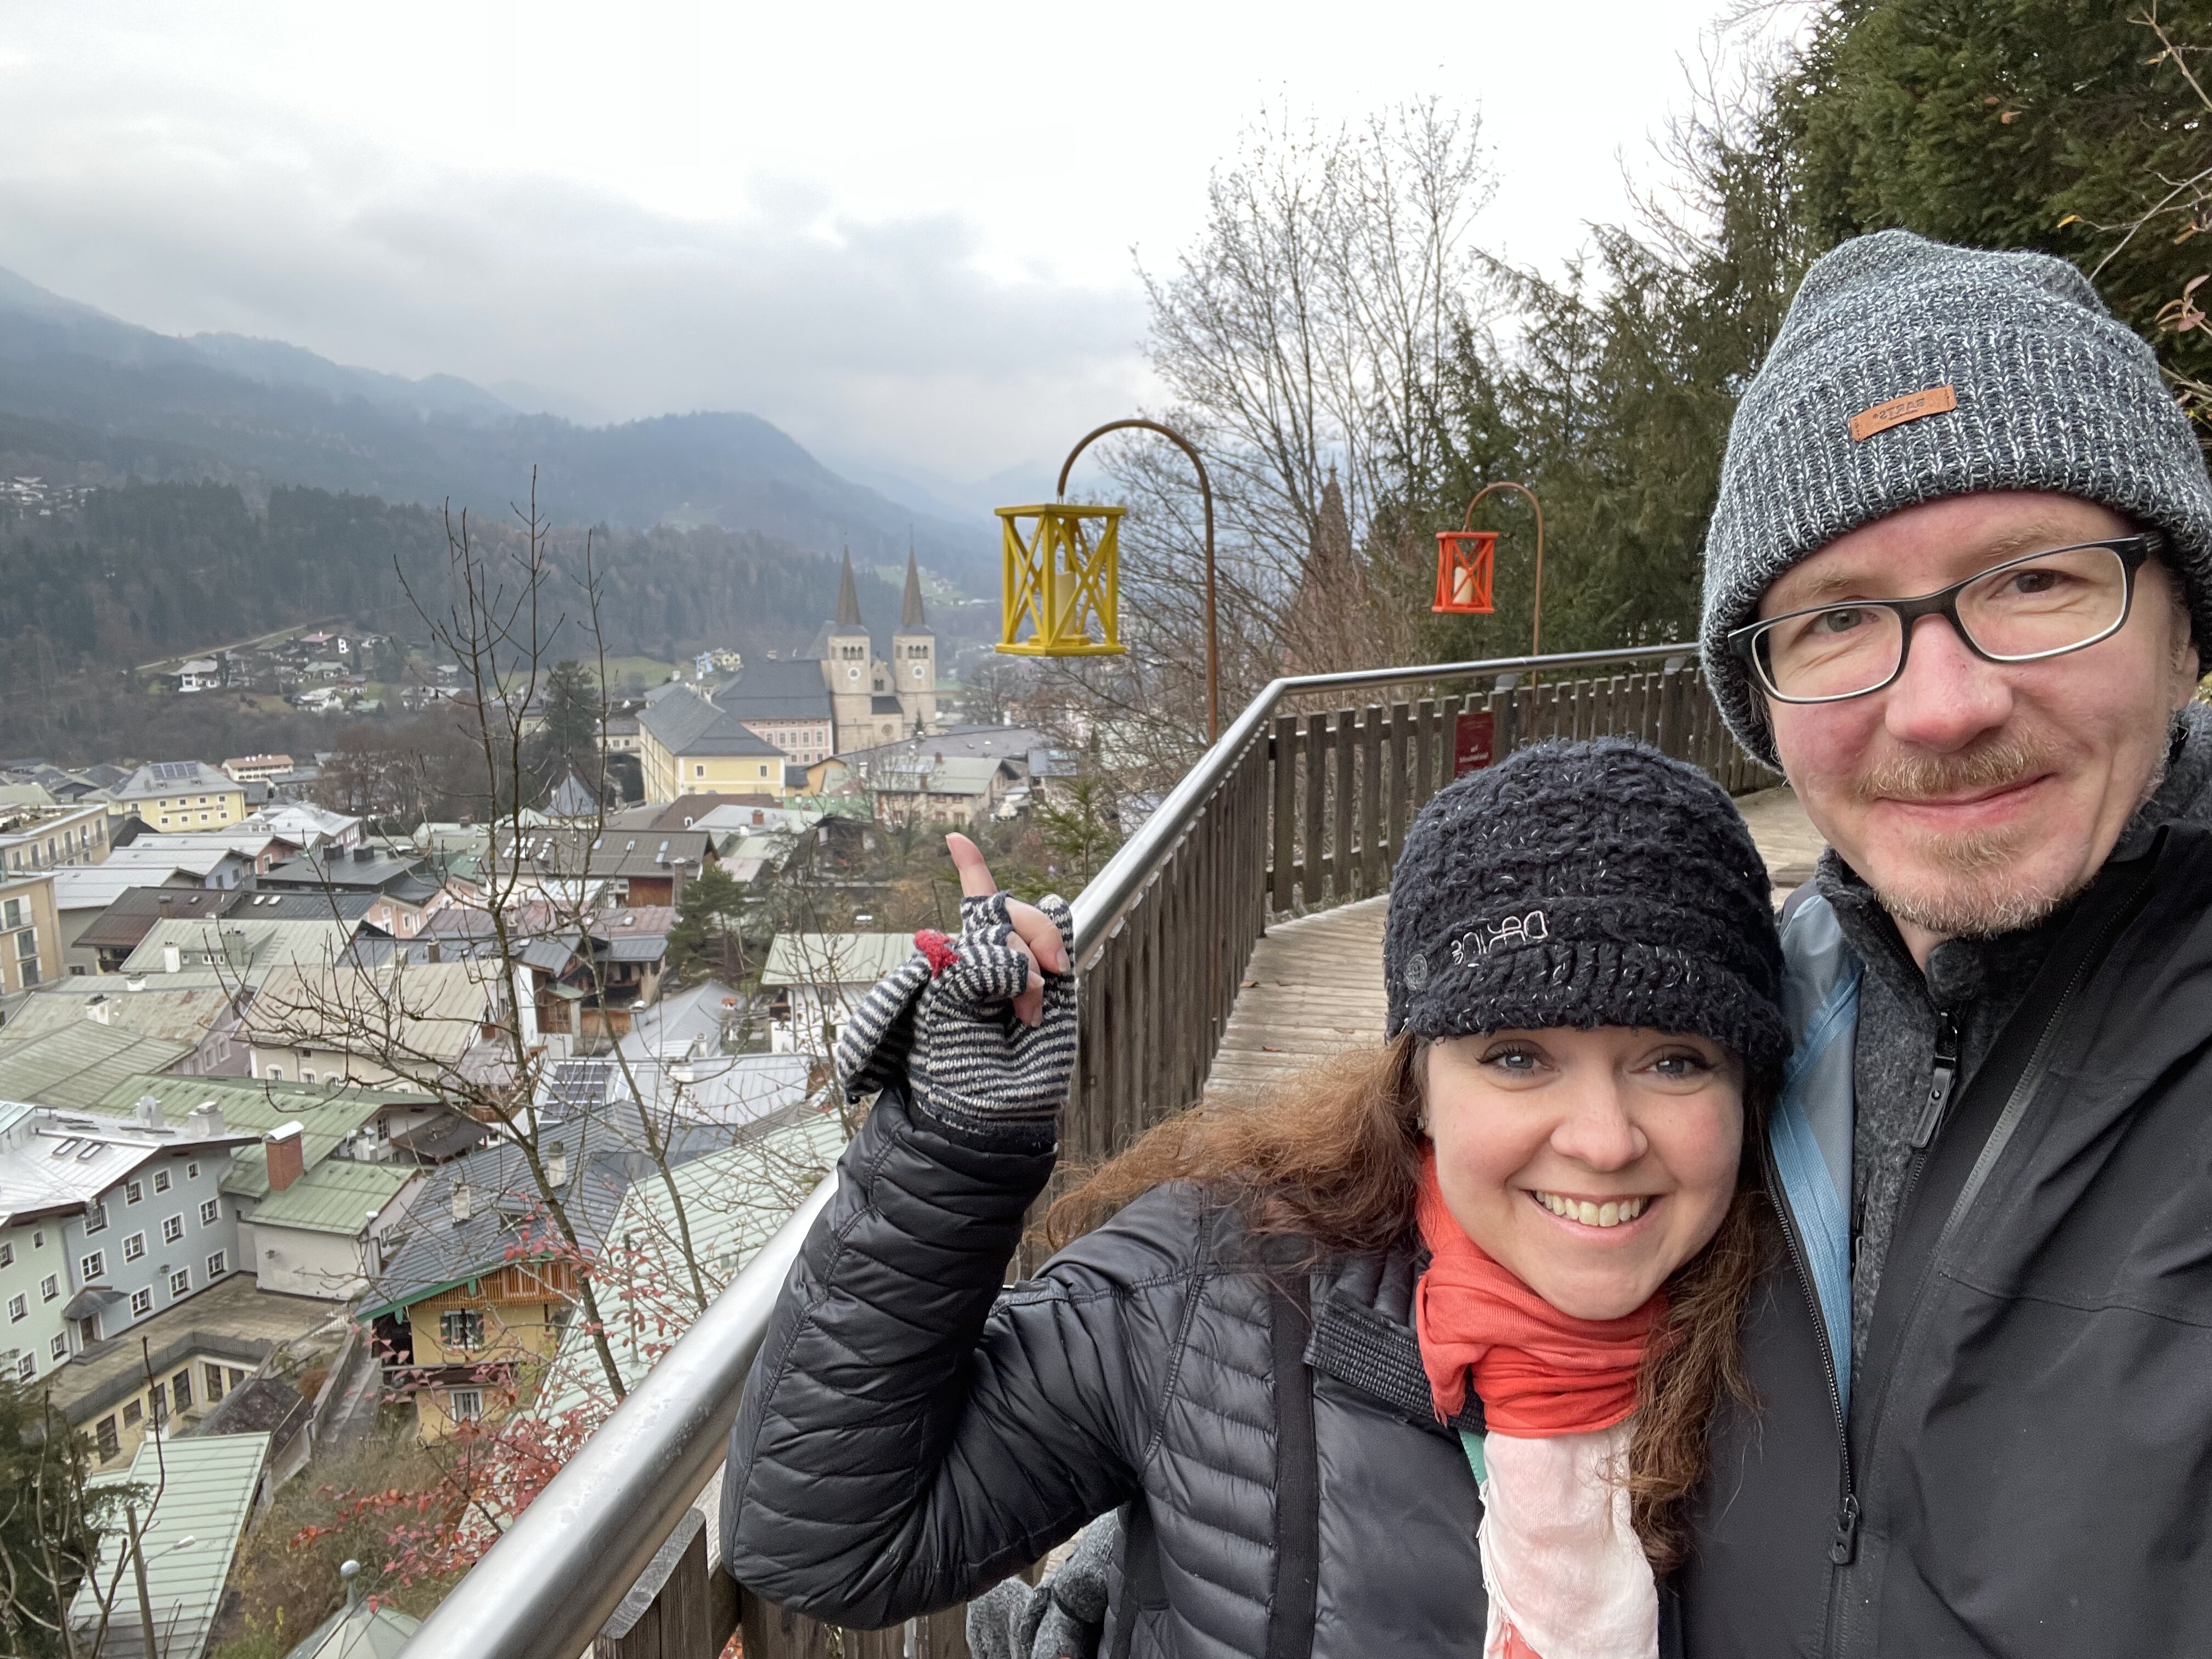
top-left (1689, 229), bottom-right (2212, 1654)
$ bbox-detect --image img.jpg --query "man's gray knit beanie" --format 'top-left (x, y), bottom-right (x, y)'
top-left (1385, 738), bottom-right (1787, 1071)
top-left (1701, 229), bottom-right (2212, 766)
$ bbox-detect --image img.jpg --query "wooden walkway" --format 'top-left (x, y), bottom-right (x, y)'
top-left (1204, 786), bottom-right (1822, 1102)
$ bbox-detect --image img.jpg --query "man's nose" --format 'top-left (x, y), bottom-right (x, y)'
top-left (1882, 612), bottom-right (2014, 751)
top-left (1549, 1081), bottom-right (1646, 1172)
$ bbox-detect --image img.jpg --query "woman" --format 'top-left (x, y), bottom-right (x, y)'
top-left (724, 739), bottom-right (1786, 1658)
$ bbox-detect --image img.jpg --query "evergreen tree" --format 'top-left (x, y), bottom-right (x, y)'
top-left (1783, 0), bottom-right (2212, 404)
top-left (0, 1379), bottom-right (126, 1657)
top-left (667, 862), bottom-right (754, 984)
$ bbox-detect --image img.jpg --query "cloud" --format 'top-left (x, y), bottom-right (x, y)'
top-left (0, 71), bottom-right (1148, 477)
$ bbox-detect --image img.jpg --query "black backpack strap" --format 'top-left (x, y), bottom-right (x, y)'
top-left (1267, 1272), bottom-right (1321, 1659)
top-left (1108, 1499), bottom-right (1164, 1659)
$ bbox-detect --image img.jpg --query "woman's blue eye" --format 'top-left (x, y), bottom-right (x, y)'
top-left (1482, 1047), bottom-right (1540, 1071)
top-left (1651, 1053), bottom-right (1709, 1077)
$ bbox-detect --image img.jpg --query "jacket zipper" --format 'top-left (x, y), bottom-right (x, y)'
top-left (1887, 1006), bottom-right (1961, 1228)
top-left (1761, 1133), bottom-right (1857, 1568)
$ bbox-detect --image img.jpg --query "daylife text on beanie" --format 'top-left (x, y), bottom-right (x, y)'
top-left (1699, 229), bottom-right (2212, 767)
top-left (1384, 737), bottom-right (1787, 1074)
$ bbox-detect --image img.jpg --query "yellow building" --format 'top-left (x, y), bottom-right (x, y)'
top-left (635, 687), bottom-right (786, 804)
top-left (362, 1145), bottom-right (589, 1441)
top-left (112, 762), bottom-right (249, 832)
top-left (0, 871), bottom-right (62, 990)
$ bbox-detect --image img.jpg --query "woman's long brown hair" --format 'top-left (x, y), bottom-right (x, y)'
top-left (1046, 1030), bottom-right (1772, 1574)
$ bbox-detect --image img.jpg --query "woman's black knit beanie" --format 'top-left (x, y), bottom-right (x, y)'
top-left (1384, 738), bottom-right (1788, 1071)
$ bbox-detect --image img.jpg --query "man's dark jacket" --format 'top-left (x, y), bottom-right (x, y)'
top-left (1685, 816), bottom-right (2212, 1655)
top-left (723, 1087), bottom-right (1526, 1659)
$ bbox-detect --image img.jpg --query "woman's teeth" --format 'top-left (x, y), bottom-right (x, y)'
top-left (1534, 1192), bottom-right (1647, 1228)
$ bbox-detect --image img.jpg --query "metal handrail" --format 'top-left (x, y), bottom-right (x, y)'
top-left (399, 640), bottom-right (1697, 1659)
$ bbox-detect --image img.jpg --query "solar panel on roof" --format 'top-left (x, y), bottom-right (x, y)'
top-left (546, 1060), bottom-right (614, 1107)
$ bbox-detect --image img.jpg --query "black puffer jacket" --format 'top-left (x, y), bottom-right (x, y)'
top-left (1684, 823), bottom-right (2212, 1654)
top-left (724, 1086), bottom-right (1517, 1658)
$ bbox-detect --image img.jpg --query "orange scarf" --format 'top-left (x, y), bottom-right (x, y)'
top-left (1413, 1150), bottom-right (1662, 1436)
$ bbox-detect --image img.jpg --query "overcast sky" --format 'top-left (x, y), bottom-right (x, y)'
top-left (0, 1), bottom-right (1754, 502)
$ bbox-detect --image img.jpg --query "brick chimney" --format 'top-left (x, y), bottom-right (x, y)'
top-left (264, 1121), bottom-right (305, 1192)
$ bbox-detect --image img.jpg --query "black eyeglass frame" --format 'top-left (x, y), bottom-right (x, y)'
top-left (1724, 533), bottom-right (2163, 705)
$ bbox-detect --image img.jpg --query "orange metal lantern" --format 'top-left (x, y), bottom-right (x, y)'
top-left (1432, 529), bottom-right (1497, 614)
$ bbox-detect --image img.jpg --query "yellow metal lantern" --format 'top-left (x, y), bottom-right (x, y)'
top-left (995, 502), bottom-right (1126, 657)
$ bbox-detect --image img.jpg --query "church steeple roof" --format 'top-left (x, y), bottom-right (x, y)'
top-left (900, 550), bottom-right (928, 630)
top-left (830, 548), bottom-right (866, 635)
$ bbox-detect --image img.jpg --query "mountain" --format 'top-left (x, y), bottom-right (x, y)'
top-left (0, 267), bottom-right (994, 586)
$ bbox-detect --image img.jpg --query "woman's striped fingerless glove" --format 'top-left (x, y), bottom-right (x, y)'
top-left (833, 893), bottom-right (1079, 1141)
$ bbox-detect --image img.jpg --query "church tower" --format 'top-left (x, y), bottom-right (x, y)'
top-left (822, 550), bottom-right (874, 750)
top-left (891, 550), bottom-right (938, 733)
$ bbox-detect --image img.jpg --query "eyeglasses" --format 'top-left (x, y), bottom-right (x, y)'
top-left (1725, 534), bottom-right (2161, 704)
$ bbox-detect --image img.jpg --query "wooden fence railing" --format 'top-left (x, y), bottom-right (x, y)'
top-left (400, 645), bottom-right (1775, 1659)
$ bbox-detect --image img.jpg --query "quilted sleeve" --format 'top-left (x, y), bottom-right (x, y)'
top-left (722, 1082), bottom-right (1203, 1628)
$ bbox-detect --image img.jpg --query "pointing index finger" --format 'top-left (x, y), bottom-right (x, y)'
top-left (945, 833), bottom-right (998, 900)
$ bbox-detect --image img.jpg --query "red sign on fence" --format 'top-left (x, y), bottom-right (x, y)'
top-left (1453, 710), bottom-right (1496, 776)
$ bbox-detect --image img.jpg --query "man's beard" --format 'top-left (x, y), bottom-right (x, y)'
top-left (1855, 730), bottom-right (2166, 939)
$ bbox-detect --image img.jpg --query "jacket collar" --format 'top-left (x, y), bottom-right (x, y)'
top-left (1304, 1238), bottom-right (1485, 1437)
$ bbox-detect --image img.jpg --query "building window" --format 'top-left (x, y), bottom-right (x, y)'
top-left (205, 1362), bottom-right (226, 1402)
top-left (130, 1288), bottom-right (151, 1317)
top-left (695, 765), bottom-right (706, 777)
top-left (84, 1203), bottom-right (106, 1234)
top-left (440, 1309), bottom-right (485, 1350)
top-left (227, 1367), bottom-right (244, 1390)
top-left (126, 1180), bottom-right (142, 1205)
top-left (122, 1398), bottom-right (142, 1427)
top-left (168, 1268), bottom-right (190, 1298)
top-left (206, 1251), bottom-right (226, 1279)
top-left (161, 1216), bottom-right (183, 1245)
top-left (95, 1415), bottom-right (119, 1460)
top-left (187, 1161), bottom-right (200, 1180)
top-left (123, 1232), bottom-right (145, 1262)
top-left (0, 1242), bottom-right (9, 1269)
top-left (448, 1387), bottom-right (483, 1423)
top-left (78, 1252), bottom-right (102, 1283)
top-left (266, 1067), bottom-right (281, 1081)
top-left (49, 1333), bottom-right (67, 1361)
top-left (199, 1199), bottom-right (219, 1226)
top-left (172, 1370), bottom-right (192, 1412)
top-left (14, 1353), bottom-right (30, 1383)
top-left (153, 1170), bottom-right (170, 1194)
top-left (7, 1294), bottom-right (23, 1322)
top-left (39, 1276), bottom-right (56, 1301)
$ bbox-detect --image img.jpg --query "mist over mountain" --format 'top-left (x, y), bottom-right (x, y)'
top-left (0, 267), bottom-right (996, 587)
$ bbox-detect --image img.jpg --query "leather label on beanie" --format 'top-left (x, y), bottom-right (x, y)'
top-left (1849, 383), bottom-right (1957, 441)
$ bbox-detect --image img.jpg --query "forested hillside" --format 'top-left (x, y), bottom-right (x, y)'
top-left (0, 478), bottom-right (993, 764)
top-left (0, 481), bottom-right (950, 674)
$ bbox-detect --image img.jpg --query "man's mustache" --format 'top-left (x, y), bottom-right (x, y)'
top-left (1852, 735), bottom-right (2063, 804)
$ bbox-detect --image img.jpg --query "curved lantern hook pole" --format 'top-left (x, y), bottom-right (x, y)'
top-left (1461, 481), bottom-right (1546, 660)
top-left (1058, 419), bottom-right (1219, 743)
top-left (1463, 481), bottom-right (1546, 691)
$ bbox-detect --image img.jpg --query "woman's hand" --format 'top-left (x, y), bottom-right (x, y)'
top-left (831, 834), bottom-right (1078, 1138)
top-left (946, 833), bottom-right (1070, 1028)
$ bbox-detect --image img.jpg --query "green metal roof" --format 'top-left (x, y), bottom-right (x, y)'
top-left (78, 1074), bottom-right (425, 1204)
top-left (281, 1590), bottom-right (421, 1659)
top-left (249, 1158), bottom-right (418, 1234)
top-left (71, 1430), bottom-right (272, 1659)
top-left (0, 1025), bottom-right (195, 1111)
